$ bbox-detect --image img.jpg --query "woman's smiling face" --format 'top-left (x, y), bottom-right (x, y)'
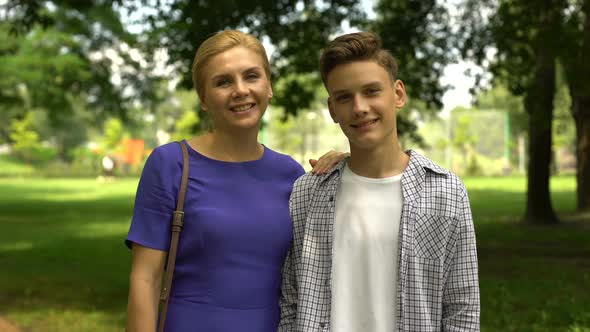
top-left (200, 46), bottom-right (273, 133)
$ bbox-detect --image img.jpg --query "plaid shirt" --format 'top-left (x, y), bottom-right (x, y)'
top-left (279, 150), bottom-right (480, 332)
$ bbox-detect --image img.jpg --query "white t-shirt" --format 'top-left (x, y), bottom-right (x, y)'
top-left (330, 164), bottom-right (403, 332)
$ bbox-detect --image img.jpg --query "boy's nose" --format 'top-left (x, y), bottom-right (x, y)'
top-left (352, 95), bottom-right (369, 114)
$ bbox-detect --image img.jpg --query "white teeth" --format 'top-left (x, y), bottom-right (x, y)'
top-left (354, 119), bottom-right (377, 127)
top-left (232, 104), bottom-right (253, 112)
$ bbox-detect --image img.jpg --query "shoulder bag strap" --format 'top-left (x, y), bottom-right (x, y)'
top-left (157, 141), bottom-right (190, 332)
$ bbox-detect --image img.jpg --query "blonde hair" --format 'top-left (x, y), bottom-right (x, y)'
top-left (192, 30), bottom-right (271, 99)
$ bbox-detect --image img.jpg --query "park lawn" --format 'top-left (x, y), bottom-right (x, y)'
top-left (465, 176), bottom-right (590, 332)
top-left (0, 175), bottom-right (588, 331)
top-left (0, 155), bottom-right (35, 177)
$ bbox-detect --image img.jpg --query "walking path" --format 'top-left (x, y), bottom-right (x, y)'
top-left (0, 316), bottom-right (23, 332)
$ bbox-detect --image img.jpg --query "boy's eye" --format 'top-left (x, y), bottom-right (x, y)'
top-left (365, 88), bottom-right (381, 96)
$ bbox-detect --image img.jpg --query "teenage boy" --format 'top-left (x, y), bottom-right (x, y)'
top-left (278, 32), bottom-right (480, 332)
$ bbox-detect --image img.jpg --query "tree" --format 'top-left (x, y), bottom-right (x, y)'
top-left (561, 0), bottom-right (590, 211)
top-left (0, 24), bottom-right (95, 159)
top-left (2, 0), bottom-right (163, 134)
top-left (458, 0), bottom-right (567, 224)
top-left (371, 0), bottom-right (455, 111)
top-left (172, 111), bottom-right (200, 142)
top-left (553, 63), bottom-right (575, 171)
top-left (9, 112), bottom-right (43, 163)
top-left (138, 0), bottom-right (366, 117)
top-left (102, 118), bottom-right (125, 152)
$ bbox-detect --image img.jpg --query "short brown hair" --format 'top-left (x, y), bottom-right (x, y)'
top-left (192, 30), bottom-right (271, 99)
top-left (319, 32), bottom-right (398, 86)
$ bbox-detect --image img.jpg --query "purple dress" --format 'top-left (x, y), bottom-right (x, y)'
top-left (126, 141), bottom-right (304, 332)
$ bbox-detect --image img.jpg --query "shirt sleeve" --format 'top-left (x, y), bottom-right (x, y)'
top-left (278, 243), bottom-right (297, 332)
top-left (125, 146), bottom-right (180, 251)
top-left (442, 187), bottom-right (480, 331)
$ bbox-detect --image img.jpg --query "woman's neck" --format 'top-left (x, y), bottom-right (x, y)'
top-left (189, 130), bottom-right (263, 162)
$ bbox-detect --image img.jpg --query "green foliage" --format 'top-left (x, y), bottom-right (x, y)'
top-left (0, 26), bottom-right (91, 109)
top-left (474, 65), bottom-right (576, 166)
top-left (0, 24), bottom-right (91, 140)
top-left (9, 113), bottom-right (43, 163)
top-left (69, 146), bottom-right (101, 175)
top-left (457, 0), bottom-right (566, 95)
top-left (137, 0), bottom-right (365, 115)
top-left (0, 24), bottom-right (106, 160)
top-left (465, 153), bottom-right (483, 176)
top-left (172, 111), bottom-right (200, 142)
top-left (102, 118), bottom-right (125, 152)
top-left (144, 87), bottom-right (203, 141)
top-left (273, 73), bottom-right (323, 117)
top-left (265, 108), bottom-right (303, 155)
top-left (3, 0), bottom-right (163, 138)
top-left (553, 63), bottom-right (575, 153)
top-left (371, 0), bottom-right (455, 110)
top-left (476, 82), bottom-right (527, 133)
top-left (561, 0), bottom-right (590, 104)
top-left (450, 109), bottom-right (479, 156)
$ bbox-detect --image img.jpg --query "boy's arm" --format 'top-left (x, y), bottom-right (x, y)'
top-left (278, 245), bottom-right (297, 332)
top-left (442, 188), bottom-right (480, 331)
top-left (278, 176), bottom-right (310, 332)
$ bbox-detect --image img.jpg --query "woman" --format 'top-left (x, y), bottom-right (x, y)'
top-left (125, 30), bottom-right (344, 332)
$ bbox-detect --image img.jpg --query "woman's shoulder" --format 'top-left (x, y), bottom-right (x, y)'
top-left (142, 141), bottom-right (184, 177)
top-left (264, 147), bottom-right (302, 167)
top-left (151, 141), bottom-right (183, 159)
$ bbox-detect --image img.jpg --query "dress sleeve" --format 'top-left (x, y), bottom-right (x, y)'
top-left (125, 146), bottom-right (179, 251)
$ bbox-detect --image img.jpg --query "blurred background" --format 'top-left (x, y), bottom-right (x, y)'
top-left (0, 0), bottom-right (588, 331)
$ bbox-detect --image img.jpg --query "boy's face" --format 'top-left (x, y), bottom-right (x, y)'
top-left (326, 60), bottom-right (407, 151)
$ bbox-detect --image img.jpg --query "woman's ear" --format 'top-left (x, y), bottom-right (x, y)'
top-left (268, 86), bottom-right (273, 99)
top-left (198, 92), bottom-right (208, 111)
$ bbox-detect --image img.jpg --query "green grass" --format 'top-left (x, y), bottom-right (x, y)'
top-left (463, 176), bottom-right (590, 332)
top-left (0, 176), bottom-right (588, 331)
top-left (0, 178), bottom-right (137, 331)
top-left (0, 154), bottom-right (35, 177)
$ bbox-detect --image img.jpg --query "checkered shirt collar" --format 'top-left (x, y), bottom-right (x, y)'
top-left (320, 149), bottom-right (449, 204)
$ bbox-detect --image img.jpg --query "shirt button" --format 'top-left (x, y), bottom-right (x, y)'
top-left (329, 196), bottom-right (334, 202)
top-left (319, 322), bottom-right (326, 328)
top-left (325, 278), bottom-right (330, 286)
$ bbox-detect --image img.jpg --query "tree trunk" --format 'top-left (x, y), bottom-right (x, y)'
top-left (572, 97), bottom-right (590, 211)
top-left (568, 0), bottom-right (590, 211)
top-left (524, 44), bottom-right (559, 224)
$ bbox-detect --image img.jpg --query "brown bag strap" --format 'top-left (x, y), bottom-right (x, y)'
top-left (158, 141), bottom-right (190, 332)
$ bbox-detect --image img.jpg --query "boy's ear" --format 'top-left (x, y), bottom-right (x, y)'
top-left (394, 80), bottom-right (407, 109)
top-left (268, 86), bottom-right (273, 99)
top-left (328, 97), bottom-right (338, 123)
